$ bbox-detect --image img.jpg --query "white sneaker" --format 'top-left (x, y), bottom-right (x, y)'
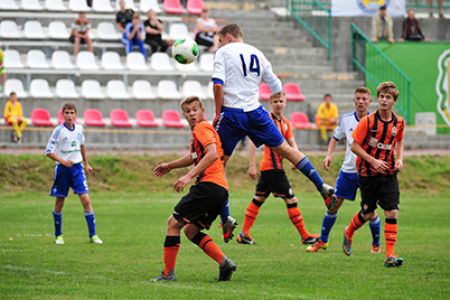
top-left (90, 235), bottom-right (103, 244)
top-left (55, 235), bottom-right (65, 245)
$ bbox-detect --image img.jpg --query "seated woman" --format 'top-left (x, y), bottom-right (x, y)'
top-left (194, 8), bottom-right (219, 52)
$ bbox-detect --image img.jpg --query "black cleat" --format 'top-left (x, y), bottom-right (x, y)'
top-left (236, 232), bottom-right (256, 245)
top-left (218, 258), bottom-right (236, 281)
top-left (151, 271), bottom-right (176, 282)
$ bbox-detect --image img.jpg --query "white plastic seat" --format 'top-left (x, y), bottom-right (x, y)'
top-left (126, 53), bottom-right (149, 71)
top-left (69, 0), bottom-right (91, 11)
top-left (3, 50), bottom-right (24, 69)
top-left (93, 0), bottom-right (114, 12)
top-left (56, 79), bottom-right (79, 98)
top-left (24, 21), bottom-right (48, 39)
top-left (176, 61), bottom-right (199, 72)
top-left (48, 21), bottom-right (70, 39)
top-left (150, 53), bottom-right (173, 71)
top-left (30, 79), bottom-right (53, 98)
top-left (45, 0), bottom-right (66, 11)
top-left (76, 51), bottom-right (99, 70)
top-left (157, 80), bottom-right (180, 99)
top-left (0, 0), bottom-right (19, 10)
top-left (169, 23), bottom-right (190, 40)
top-left (96, 22), bottom-right (121, 40)
top-left (132, 80), bottom-right (155, 99)
top-left (199, 53), bottom-right (214, 72)
top-left (4, 79), bottom-right (27, 98)
top-left (0, 21), bottom-right (22, 39)
top-left (21, 0), bottom-right (43, 10)
top-left (182, 80), bottom-right (205, 98)
top-left (115, 0), bottom-right (136, 10)
top-left (140, 0), bottom-right (161, 13)
top-left (101, 52), bottom-right (124, 70)
top-left (27, 50), bottom-right (50, 69)
top-left (207, 81), bottom-right (214, 99)
top-left (81, 80), bottom-right (105, 99)
top-left (107, 80), bottom-right (131, 99)
top-left (51, 51), bottom-right (75, 69)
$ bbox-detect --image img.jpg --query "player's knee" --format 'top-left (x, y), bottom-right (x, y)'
top-left (252, 197), bottom-right (265, 205)
top-left (363, 210), bottom-right (376, 221)
top-left (384, 209), bottom-right (398, 219)
top-left (284, 197), bottom-right (297, 206)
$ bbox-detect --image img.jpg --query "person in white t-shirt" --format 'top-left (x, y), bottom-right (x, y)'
top-left (195, 8), bottom-right (219, 52)
top-left (46, 103), bottom-right (102, 245)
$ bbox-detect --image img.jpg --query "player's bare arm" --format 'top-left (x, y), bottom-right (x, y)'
top-left (47, 152), bottom-right (74, 168)
top-left (213, 83), bottom-right (224, 123)
top-left (394, 139), bottom-right (404, 171)
top-left (323, 138), bottom-right (338, 171)
top-left (248, 141), bottom-right (258, 180)
top-left (351, 141), bottom-right (388, 174)
top-left (153, 153), bottom-right (193, 177)
top-left (80, 145), bottom-right (92, 175)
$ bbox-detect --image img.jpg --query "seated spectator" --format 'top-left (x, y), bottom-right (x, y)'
top-left (428, 0), bottom-right (444, 18)
top-left (116, 0), bottom-right (135, 34)
top-left (69, 12), bottom-right (93, 55)
top-left (144, 9), bottom-right (172, 54)
top-left (402, 9), bottom-right (425, 41)
top-left (315, 94), bottom-right (338, 143)
top-left (371, 5), bottom-right (394, 43)
top-left (195, 8), bottom-right (219, 52)
top-left (3, 92), bottom-right (28, 143)
top-left (123, 13), bottom-right (148, 59)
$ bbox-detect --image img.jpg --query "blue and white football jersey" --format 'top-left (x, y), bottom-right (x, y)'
top-left (45, 123), bottom-right (85, 164)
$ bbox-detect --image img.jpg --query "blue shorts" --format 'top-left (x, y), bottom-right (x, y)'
top-left (215, 106), bottom-right (284, 156)
top-left (334, 170), bottom-right (360, 201)
top-left (50, 163), bottom-right (89, 198)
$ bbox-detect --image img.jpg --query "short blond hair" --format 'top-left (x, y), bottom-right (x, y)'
top-left (180, 96), bottom-right (204, 110)
top-left (354, 87), bottom-right (371, 95)
top-left (376, 81), bottom-right (399, 101)
top-left (269, 92), bottom-right (286, 102)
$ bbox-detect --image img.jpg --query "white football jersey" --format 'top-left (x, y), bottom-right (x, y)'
top-left (212, 42), bottom-right (282, 112)
top-left (45, 123), bottom-right (85, 164)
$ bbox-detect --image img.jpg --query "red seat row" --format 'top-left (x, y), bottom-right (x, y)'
top-left (259, 82), bottom-right (305, 102)
top-left (164, 0), bottom-right (203, 15)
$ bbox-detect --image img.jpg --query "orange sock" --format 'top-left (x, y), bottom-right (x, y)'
top-left (242, 199), bottom-right (263, 236)
top-left (193, 233), bottom-right (225, 265)
top-left (385, 219), bottom-right (398, 258)
top-left (163, 236), bottom-right (180, 276)
top-left (287, 204), bottom-right (310, 240)
top-left (346, 212), bottom-right (367, 240)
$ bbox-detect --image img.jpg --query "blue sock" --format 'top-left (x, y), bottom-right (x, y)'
top-left (369, 216), bottom-right (381, 246)
top-left (220, 197), bottom-right (230, 225)
top-left (296, 157), bottom-right (324, 191)
top-left (320, 212), bottom-right (337, 243)
top-left (53, 210), bottom-right (62, 237)
top-left (84, 211), bottom-right (96, 238)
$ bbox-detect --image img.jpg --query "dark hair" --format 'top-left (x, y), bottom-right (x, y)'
top-left (180, 96), bottom-right (203, 110)
top-left (323, 93), bottom-right (332, 99)
top-left (9, 92), bottom-right (16, 97)
top-left (218, 24), bottom-right (243, 39)
top-left (376, 81), bottom-right (400, 101)
top-left (380, 5), bottom-right (386, 10)
top-left (354, 87), bottom-right (371, 95)
top-left (62, 103), bottom-right (77, 113)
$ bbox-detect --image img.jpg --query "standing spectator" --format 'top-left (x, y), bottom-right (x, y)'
top-left (371, 5), bottom-right (394, 43)
top-left (402, 9), bottom-right (425, 41)
top-left (116, 0), bottom-right (134, 34)
top-left (69, 12), bottom-right (93, 55)
top-left (0, 48), bottom-right (5, 94)
top-left (428, 0), bottom-right (444, 18)
top-left (123, 13), bottom-right (148, 59)
top-left (144, 9), bottom-right (171, 54)
top-left (3, 92), bottom-right (28, 143)
top-left (316, 94), bottom-right (339, 143)
top-left (195, 8), bottom-right (219, 53)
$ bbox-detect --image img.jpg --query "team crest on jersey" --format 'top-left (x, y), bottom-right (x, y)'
top-left (357, 0), bottom-right (390, 14)
top-left (71, 141), bottom-right (76, 147)
top-left (436, 50), bottom-right (450, 125)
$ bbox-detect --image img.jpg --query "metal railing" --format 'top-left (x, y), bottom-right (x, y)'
top-left (351, 23), bottom-right (412, 123)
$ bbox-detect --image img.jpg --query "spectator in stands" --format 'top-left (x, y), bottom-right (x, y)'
top-left (0, 49), bottom-right (5, 94)
top-left (371, 5), bottom-right (394, 43)
top-left (428, 0), bottom-right (444, 18)
top-left (401, 9), bottom-right (425, 41)
top-left (123, 13), bottom-right (148, 59)
top-left (69, 12), bottom-right (94, 55)
top-left (144, 9), bottom-right (172, 54)
top-left (195, 8), bottom-right (219, 53)
top-left (315, 94), bottom-right (339, 143)
top-left (116, 0), bottom-right (135, 34)
top-left (3, 92), bottom-right (28, 143)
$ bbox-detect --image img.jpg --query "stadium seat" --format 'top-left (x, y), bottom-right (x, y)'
top-left (81, 80), bottom-right (105, 99)
top-left (69, 0), bottom-right (91, 11)
top-left (0, 0), bottom-right (19, 10)
top-left (187, 0), bottom-right (203, 15)
top-left (83, 109), bottom-right (106, 127)
top-left (51, 51), bottom-right (75, 69)
top-left (162, 110), bottom-right (184, 128)
top-left (110, 109), bottom-right (133, 128)
top-left (169, 23), bottom-right (190, 40)
top-left (259, 82), bottom-right (272, 101)
top-left (32, 108), bottom-right (54, 127)
top-left (140, 0), bottom-right (162, 13)
top-left (45, 0), bottom-right (66, 11)
top-left (175, 61), bottom-right (199, 72)
top-left (132, 80), bottom-right (156, 99)
top-left (24, 21), bottom-right (47, 39)
top-left (30, 79), bottom-right (53, 98)
top-left (27, 50), bottom-right (50, 69)
top-left (21, 0), bottom-right (43, 10)
top-left (182, 80), bottom-right (205, 98)
top-left (199, 53), bottom-right (214, 72)
top-left (3, 50), bottom-right (24, 69)
top-left (4, 79), bottom-right (28, 98)
top-left (101, 52), bottom-right (124, 70)
top-left (126, 52), bottom-right (148, 71)
top-left (290, 112), bottom-right (315, 130)
top-left (207, 81), bottom-right (214, 99)
top-left (56, 79), bottom-right (79, 98)
top-left (106, 80), bottom-right (131, 99)
top-left (92, 0), bottom-right (114, 12)
top-left (136, 109), bottom-right (158, 127)
top-left (76, 51), bottom-right (100, 70)
top-left (164, 0), bottom-right (183, 14)
top-left (283, 82), bottom-right (305, 102)
top-left (150, 53), bottom-right (173, 71)
top-left (0, 21), bottom-right (22, 39)
top-left (48, 21), bottom-right (70, 39)
top-left (115, 0), bottom-right (137, 10)
top-left (157, 80), bottom-right (180, 99)
top-left (96, 22), bottom-right (121, 40)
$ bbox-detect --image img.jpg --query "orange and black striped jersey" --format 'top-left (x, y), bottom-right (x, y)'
top-left (259, 113), bottom-right (293, 171)
top-left (191, 121), bottom-right (228, 190)
top-left (352, 111), bottom-right (405, 177)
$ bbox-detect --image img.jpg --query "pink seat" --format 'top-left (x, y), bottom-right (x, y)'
top-left (83, 109), bottom-right (106, 127)
top-left (290, 112), bottom-right (315, 130)
top-left (187, 0), bottom-right (203, 15)
top-left (163, 0), bottom-right (183, 14)
top-left (259, 82), bottom-right (272, 101)
top-left (283, 82), bottom-right (305, 102)
top-left (31, 108), bottom-right (54, 127)
top-left (162, 110), bottom-right (184, 128)
top-left (110, 109), bottom-right (132, 128)
top-left (136, 109), bottom-right (158, 128)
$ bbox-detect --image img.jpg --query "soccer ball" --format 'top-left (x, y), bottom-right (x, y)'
top-left (171, 38), bottom-right (199, 64)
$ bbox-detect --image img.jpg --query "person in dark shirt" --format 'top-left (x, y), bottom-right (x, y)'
top-left (144, 9), bottom-right (172, 54)
top-left (401, 9), bottom-right (425, 41)
top-left (116, 0), bottom-right (134, 34)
